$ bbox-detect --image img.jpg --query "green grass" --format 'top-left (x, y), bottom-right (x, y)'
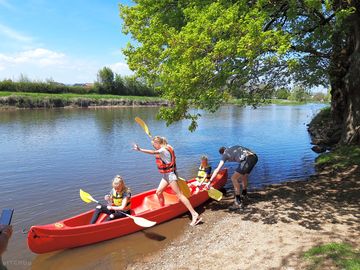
top-left (316, 145), bottom-right (360, 169)
top-left (309, 106), bottom-right (331, 126)
top-left (304, 242), bottom-right (360, 270)
top-left (265, 99), bottom-right (307, 105)
top-left (0, 91), bottom-right (164, 101)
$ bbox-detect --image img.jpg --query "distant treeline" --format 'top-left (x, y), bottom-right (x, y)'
top-left (231, 84), bottom-right (330, 103)
top-left (0, 67), bottom-right (157, 96)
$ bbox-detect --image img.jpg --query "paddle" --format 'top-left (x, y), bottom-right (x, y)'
top-left (177, 177), bottom-right (191, 198)
top-left (206, 187), bottom-right (223, 201)
top-left (195, 177), bottom-right (223, 201)
top-left (79, 189), bottom-right (156, 228)
top-left (135, 117), bottom-right (152, 139)
top-left (135, 117), bottom-right (191, 198)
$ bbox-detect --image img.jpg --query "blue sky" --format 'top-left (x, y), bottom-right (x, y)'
top-left (0, 0), bottom-right (134, 84)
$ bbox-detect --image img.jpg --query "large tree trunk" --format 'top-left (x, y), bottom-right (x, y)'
top-left (330, 1), bottom-right (360, 145)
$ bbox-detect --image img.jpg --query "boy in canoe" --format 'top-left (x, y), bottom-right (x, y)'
top-left (90, 175), bottom-right (131, 224)
top-left (133, 136), bottom-right (202, 226)
top-left (207, 145), bottom-right (258, 209)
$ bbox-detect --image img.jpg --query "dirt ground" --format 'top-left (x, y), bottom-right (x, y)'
top-left (126, 165), bottom-right (360, 270)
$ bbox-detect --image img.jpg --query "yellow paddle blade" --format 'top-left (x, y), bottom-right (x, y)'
top-left (208, 188), bottom-right (223, 201)
top-left (135, 117), bottom-right (152, 139)
top-left (177, 177), bottom-right (191, 198)
top-left (79, 189), bottom-right (98, 203)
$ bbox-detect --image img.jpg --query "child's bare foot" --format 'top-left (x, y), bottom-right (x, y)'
top-left (190, 214), bottom-right (202, 226)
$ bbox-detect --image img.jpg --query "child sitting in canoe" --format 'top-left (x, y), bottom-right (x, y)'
top-left (196, 155), bottom-right (212, 184)
top-left (192, 155), bottom-right (212, 192)
top-left (90, 175), bottom-right (131, 224)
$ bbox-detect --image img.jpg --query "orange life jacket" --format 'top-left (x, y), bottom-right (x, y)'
top-left (155, 145), bottom-right (177, 174)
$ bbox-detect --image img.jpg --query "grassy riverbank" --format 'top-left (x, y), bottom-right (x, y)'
top-left (127, 146), bottom-right (359, 270)
top-left (0, 91), bottom-right (328, 109)
top-left (315, 145), bottom-right (360, 170)
top-left (0, 91), bottom-right (168, 108)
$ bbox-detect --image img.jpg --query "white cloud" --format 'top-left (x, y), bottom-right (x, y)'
top-left (0, 48), bottom-right (66, 66)
top-left (0, 23), bottom-right (33, 43)
top-left (108, 62), bottom-right (133, 76)
top-left (0, 49), bottom-right (134, 84)
top-left (0, 48), bottom-right (109, 84)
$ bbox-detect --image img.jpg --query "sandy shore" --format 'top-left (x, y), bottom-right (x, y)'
top-left (127, 165), bottom-right (359, 270)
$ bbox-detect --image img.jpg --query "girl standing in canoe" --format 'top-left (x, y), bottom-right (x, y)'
top-left (90, 175), bottom-right (131, 224)
top-left (133, 136), bottom-right (202, 226)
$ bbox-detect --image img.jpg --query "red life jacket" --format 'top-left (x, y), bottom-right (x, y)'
top-left (155, 145), bottom-right (177, 174)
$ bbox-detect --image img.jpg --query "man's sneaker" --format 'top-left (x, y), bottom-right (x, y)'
top-left (235, 195), bottom-right (242, 206)
top-left (228, 201), bottom-right (244, 211)
top-left (228, 203), bottom-right (240, 211)
top-left (242, 194), bottom-right (249, 205)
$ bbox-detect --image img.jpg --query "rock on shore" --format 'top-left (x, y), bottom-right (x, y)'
top-left (307, 107), bottom-right (342, 153)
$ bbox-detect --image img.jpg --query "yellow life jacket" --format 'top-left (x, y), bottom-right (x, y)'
top-left (196, 165), bottom-right (211, 182)
top-left (111, 188), bottom-right (131, 209)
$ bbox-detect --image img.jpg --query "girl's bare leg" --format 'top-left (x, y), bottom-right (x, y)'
top-left (156, 178), bottom-right (169, 206)
top-left (169, 181), bottom-right (200, 226)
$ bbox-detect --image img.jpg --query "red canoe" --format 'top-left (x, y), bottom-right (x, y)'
top-left (28, 169), bottom-right (227, 254)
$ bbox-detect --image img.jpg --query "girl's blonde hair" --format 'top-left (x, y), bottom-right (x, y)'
top-left (112, 175), bottom-right (130, 193)
top-left (152, 136), bottom-right (168, 146)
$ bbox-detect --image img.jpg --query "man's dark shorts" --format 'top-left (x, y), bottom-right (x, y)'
top-left (235, 154), bottom-right (258, 174)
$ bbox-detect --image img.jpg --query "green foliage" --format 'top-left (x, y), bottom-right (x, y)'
top-left (309, 106), bottom-right (331, 126)
top-left (0, 80), bottom-right (93, 94)
top-left (94, 67), bottom-right (157, 96)
top-left (96, 67), bottom-right (115, 94)
top-left (120, 0), bottom-right (355, 130)
top-left (0, 91), bottom-right (165, 108)
top-left (0, 91), bottom-right (162, 101)
top-left (113, 74), bottom-right (126, 95)
top-left (289, 85), bottom-right (311, 102)
top-left (315, 145), bottom-right (360, 170)
top-left (275, 88), bottom-right (291, 100)
top-left (304, 242), bottom-right (360, 270)
top-left (1, 68), bottom-right (157, 97)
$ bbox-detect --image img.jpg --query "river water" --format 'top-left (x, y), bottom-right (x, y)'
top-left (0, 104), bottom-right (324, 269)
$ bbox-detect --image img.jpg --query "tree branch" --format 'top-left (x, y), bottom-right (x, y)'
top-left (290, 45), bottom-right (331, 58)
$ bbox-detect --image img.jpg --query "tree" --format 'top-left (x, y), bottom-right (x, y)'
top-left (289, 85), bottom-right (311, 102)
top-left (114, 74), bottom-right (127, 95)
top-left (275, 88), bottom-right (291, 100)
top-left (96, 67), bottom-right (114, 94)
top-left (120, 0), bottom-right (360, 144)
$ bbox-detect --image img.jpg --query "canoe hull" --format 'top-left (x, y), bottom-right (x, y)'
top-left (28, 169), bottom-right (227, 254)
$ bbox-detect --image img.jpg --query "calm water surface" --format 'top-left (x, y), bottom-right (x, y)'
top-left (0, 104), bottom-right (324, 269)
